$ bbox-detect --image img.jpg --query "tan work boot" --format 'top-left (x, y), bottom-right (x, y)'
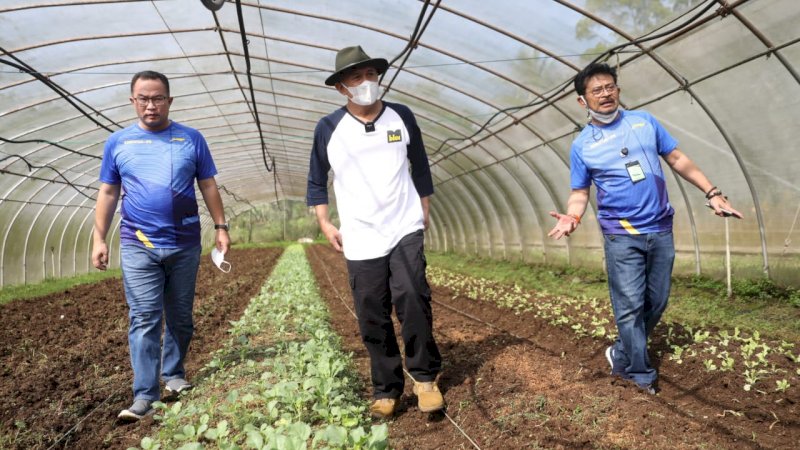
top-left (370, 398), bottom-right (398, 419)
top-left (413, 380), bottom-right (444, 412)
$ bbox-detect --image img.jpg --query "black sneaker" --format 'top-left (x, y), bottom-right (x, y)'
top-left (118, 399), bottom-right (154, 422)
top-left (165, 378), bottom-right (193, 395)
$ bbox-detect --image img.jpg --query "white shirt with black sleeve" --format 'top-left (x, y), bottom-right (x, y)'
top-left (306, 101), bottom-right (434, 261)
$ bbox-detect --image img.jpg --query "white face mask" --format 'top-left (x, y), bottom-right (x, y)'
top-left (579, 95), bottom-right (620, 124)
top-left (344, 80), bottom-right (380, 106)
top-left (210, 248), bottom-right (231, 273)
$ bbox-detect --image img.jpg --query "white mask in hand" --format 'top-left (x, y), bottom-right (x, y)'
top-left (211, 248), bottom-right (231, 273)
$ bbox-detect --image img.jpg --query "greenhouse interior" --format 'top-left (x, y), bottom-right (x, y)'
top-left (1, 0), bottom-right (799, 449)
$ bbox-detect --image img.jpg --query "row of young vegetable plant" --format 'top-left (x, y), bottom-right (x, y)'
top-left (130, 245), bottom-right (387, 450)
top-left (426, 266), bottom-right (800, 394)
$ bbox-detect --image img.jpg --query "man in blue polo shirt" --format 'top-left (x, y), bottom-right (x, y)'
top-left (307, 46), bottom-right (444, 418)
top-left (549, 62), bottom-right (741, 394)
top-left (92, 70), bottom-right (231, 421)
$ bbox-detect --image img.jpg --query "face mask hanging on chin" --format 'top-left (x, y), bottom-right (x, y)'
top-left (580, 95), bottom-right (621, 124)
top-left (345, 80), bottom-right (381, 106)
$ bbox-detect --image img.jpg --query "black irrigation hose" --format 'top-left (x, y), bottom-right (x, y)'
top-left (0, 154), bottom-right (97, 200)
top-left (0, 48), bottom-right (122, 133)
top-left (379, 0), bottom-right (432, 91)
top-left (218, 184), bottom-right (257, 211)
top-left (233, 0), bottom-right (273, 173)
top-left (380, 0), bottom-right (441, 98)
top-left (0, 136), bottom-right (101, 159)
top-left (431, 0), bottom-right (721, 156)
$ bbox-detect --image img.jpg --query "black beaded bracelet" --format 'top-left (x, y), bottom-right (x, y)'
top-left (704, 186), bottom-right (718, 199)
top-left (707, 190), bottom-right (724, 200)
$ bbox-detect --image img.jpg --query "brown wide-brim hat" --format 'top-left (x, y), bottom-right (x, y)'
top-left (325, 45), bottom-right (389, 86)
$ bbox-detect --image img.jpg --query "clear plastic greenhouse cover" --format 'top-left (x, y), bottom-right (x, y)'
top-left (0, 0), bottom-right (798, 287)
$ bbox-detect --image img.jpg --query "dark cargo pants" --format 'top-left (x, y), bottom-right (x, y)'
top-left (346, 229), bottom-right (442, 399)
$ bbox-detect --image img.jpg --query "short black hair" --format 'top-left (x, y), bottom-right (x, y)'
top-left (130, 70), bottom-right (170, 96)
top-left (574, 62), bottom-right (617, 96)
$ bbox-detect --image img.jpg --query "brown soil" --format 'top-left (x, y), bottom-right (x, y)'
top-left (2, 243), bottom-right (797, 449)
top-left (0, 247), bottom-right (282, 450)
top-left (305, 244), bottom-right (799, 450)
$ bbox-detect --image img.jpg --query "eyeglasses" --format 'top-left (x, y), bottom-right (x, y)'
top-left (588, 84), bottom-right (618, 97)
top-left (133, 96), bottom-right (168, 106)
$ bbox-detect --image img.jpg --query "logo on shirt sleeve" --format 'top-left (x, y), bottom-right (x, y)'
top-left (387, 129), bottom-right (402, 143)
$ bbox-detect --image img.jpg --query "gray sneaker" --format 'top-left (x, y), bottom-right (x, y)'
top-left (117, 399), bottom-right (154, 422)
top-left (637, 383), bottom-right (657, 395)
top-left (165, 378), bottom-right (193, 395)
top-left (605, 346), bottom-right (627, 377)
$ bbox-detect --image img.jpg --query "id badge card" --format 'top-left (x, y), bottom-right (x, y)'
top-left (625, 160), bottom-right (646, 183)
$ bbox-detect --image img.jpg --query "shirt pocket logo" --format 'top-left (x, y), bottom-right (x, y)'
top-left (387, 129), bottom-right (402, 143)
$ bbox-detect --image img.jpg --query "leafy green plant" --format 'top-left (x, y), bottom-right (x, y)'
top-left (429, 260), bottom-right (800, 394)
top-left (130, 246), bottom-right (388, 450)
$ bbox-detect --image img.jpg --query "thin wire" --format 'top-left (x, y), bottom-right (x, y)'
top-left (431, 0), bottom-right (720, 157)
top-left (45, 387), bottom-right (124, 450)
top-left (253, 0), bottom-right (287, 207)
top-left (0, 47), bottom-right (121, 133)
top-left (0, 136), bottom-right (101, 159)
top-left (0, 197), bottom-right (95, 209)
top-left (378, 0), bottom-right (430, 88)
top-left (0, 50), bottom-right (637, 77)
top-left (782, 202), bottom-right (800, 255)
top-left (218, 184), bottom-right (257, 210)
top-left (381, 0), bottom-right (441, 98)
top-left (0, 154), bottom-right (96, 200)
top-left (380, 0), bottom-right (441, 99)
top-left (308, 245), bottom-right (482, 450)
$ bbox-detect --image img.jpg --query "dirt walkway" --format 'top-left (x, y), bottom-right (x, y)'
top-left (1, 244), bottom-right (796, 449)
top-left (306, 244), bottom-right (798, 449)
top-left (0, 247), bottom-right (282, 449)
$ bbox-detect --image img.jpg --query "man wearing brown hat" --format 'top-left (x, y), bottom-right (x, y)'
top-left (306, 45), bottom-right (444, 418)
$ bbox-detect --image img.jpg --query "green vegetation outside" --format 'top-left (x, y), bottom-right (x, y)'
top-left (0, 269), bottom-right (121, 306)
top-left (427, 251), bottom-right (800, 343)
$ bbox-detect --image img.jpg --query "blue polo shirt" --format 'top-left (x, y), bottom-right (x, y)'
top-left (99, 122), bottom-right (217, 248)
top-left (570, 109), bottom-right (678, 235)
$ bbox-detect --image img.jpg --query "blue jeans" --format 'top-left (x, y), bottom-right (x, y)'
top-left (604, 232), bottom-right (674, 386)
top-left (120, 244), bottom-right (201, 401)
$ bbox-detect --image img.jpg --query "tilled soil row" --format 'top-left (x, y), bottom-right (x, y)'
top-left (0, 247), bottom-right (283, 450)
top-left (306, 244), bottom-right (798, 450)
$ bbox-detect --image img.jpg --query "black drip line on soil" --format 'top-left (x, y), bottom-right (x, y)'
top-left (308, 245), bottom-right (483, 450)
top-left (45, 387), bottom-right (126, 450)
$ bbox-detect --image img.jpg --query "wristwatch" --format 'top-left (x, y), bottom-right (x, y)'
top-left (214, 223), bottom-right (229, 231)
